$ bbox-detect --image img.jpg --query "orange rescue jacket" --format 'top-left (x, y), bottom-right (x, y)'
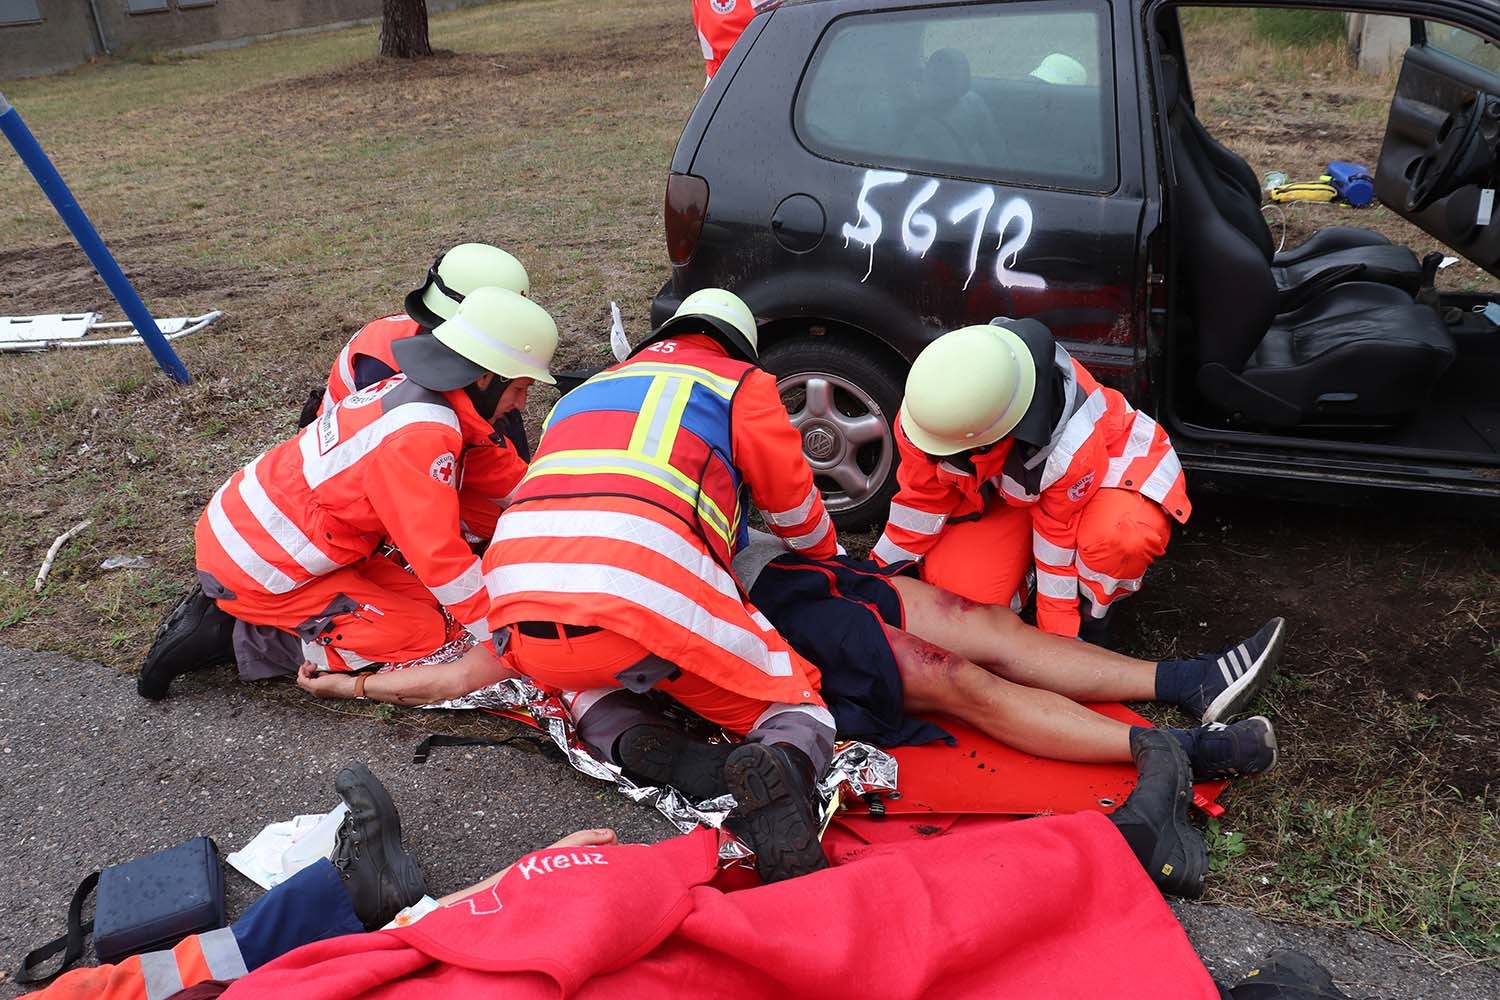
top-left (873, 350), bottom-right (1190, 636)
top-left (320, 314), bottom-right (529, 540)
top-left (693, 0), bottom-right (778, 80)
top-left (21, 926), bottom-right (244, 1000)
top-left (196, 375), bottom-right (495, 637)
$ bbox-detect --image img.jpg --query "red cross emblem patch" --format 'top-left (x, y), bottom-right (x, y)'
top-left (430, 452), bottom-right (457, 486)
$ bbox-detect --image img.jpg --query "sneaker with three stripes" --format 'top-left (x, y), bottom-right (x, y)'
top-left (1182, 617), bottom-right (1286, 725)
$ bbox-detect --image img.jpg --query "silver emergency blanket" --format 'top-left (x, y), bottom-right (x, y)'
top-left (424, 676), bottom-right (898, 864)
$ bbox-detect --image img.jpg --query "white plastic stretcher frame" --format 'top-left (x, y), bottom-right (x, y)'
top-left (0, 310), bottom-right (223, 353)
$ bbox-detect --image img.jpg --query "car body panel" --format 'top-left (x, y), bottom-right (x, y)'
top-left (656, 0), bottom-right (1500, 507)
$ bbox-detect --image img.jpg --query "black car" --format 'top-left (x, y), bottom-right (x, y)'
top-left (653, 0), bottom-right (1500, 528)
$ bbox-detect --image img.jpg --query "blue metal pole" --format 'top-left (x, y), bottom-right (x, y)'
top-left (0, 89), bottom-right (191, 383)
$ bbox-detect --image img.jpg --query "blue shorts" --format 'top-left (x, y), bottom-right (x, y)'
top-left (748, 553), bottom-right (951, 747)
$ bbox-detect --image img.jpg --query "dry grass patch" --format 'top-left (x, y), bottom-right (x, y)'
top-left (0, 0), bottom-right (698, 658)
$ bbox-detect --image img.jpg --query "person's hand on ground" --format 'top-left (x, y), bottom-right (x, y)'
top-left (296, 661), bottom-right (358, 699)
top-left (546, 828), bottom-right (618, 850)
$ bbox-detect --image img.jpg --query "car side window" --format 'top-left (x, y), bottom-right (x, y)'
top-left (794, 0), bottom-right (1116, 192)
top-left (1426, 22), bottom-right (1500, 75)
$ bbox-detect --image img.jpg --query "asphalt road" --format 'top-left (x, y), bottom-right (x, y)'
top-left (1, 647), bottom-right (1494, 999)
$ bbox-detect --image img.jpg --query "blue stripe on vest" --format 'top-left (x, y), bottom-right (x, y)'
top-left (675, 382), bottom-right (736, 459)
top-left (547, 375), bottom-right (653, 425)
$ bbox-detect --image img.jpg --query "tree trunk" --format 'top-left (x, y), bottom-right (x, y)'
top-left (380, 0), bottom-right (432, 59)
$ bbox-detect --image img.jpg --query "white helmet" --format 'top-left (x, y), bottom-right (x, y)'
top-left (1029, 53), bottom-right (1088, 86)
top-left (392, 286), bottom-right (558, 390)
top-left (899, 325), bottom-right (1038, 456)
top-left (634, 287), bottom-right (759, 361)
top-left (405, 243), bottom-right (530, 328)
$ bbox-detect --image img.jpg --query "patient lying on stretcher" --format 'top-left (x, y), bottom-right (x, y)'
top-left (596, 533), bottom-right (1283, 802)
top-left (296, 533), bottom-right (1283, 797)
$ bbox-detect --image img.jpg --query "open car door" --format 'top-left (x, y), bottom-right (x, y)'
top-left (1376, 19), bottom-right (1500, 278)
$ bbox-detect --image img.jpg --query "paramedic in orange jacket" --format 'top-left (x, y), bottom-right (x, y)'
top-left (693, 0), bottom-right (779, 81)
top-left (484, 288), bottom-right (838, 884)
top-left (309, 243), bottom-right (534, 542)
top-left (872, 320), bottom-right (1190, 643)
top-left (137, 289), bottom-right (558, 704)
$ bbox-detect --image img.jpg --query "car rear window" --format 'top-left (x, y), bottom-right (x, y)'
top-left (794, 0), bottom-right (1117, 192)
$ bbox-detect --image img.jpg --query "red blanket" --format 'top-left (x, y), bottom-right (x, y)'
top-left (222, 812), bottom-right (1217, 1000)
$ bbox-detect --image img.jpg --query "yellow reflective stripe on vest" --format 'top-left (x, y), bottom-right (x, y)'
top-left (523, 450), bottom-right (736, 546)
top-left (628, 374), bottom-right (696, 461)
top-left (589, 361), bottom-right (739, 397)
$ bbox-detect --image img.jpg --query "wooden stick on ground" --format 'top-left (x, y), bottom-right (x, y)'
top-left (34, 519), bottom-right (91, 594)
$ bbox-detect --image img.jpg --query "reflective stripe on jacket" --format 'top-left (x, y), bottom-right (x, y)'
top-left (873, 349), bottom-right (1190, 634)
top-left (486, 337), bottom-right (833, 704)
top-left (195, 375), bottom-right (494, 637)
top-left (22, 926), bottom-right (246, 1000)
top-left (321, 314), bottom-right (528, 540)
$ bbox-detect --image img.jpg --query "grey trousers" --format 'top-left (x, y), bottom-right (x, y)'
top-left (569, 687), bottom-right (836, 776)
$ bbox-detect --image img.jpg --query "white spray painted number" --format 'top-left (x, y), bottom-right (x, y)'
top-left (840, 170), bottom-right (1045, 290)
top-left (840, 169), bottom-right (908, 281)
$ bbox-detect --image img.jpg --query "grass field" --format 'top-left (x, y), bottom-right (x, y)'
top-left (0, 0), bottom-right (1495, 965)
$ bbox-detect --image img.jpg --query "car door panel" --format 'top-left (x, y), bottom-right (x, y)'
top-left (1376, 38), bottom-right (1500, 276)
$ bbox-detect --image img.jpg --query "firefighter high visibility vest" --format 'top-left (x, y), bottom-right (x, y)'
top-left (509, 350), bottom-right (756, 567)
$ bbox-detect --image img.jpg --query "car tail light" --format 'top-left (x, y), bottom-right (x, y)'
top-left (665, 172), bottom-right (709, 266)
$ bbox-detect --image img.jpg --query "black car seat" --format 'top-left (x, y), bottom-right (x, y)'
top-left (1161, 56), bottom-right (1422, 312)
top-left (904, 48), bottom-right (1001, 166)
top-left (1164, 60), bottom-right (1456, 427)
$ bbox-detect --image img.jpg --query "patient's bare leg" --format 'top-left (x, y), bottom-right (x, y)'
top-left (890, 575), bottom-right (1157, 702)
top-left (888, 625), bottom-right (1132, 762)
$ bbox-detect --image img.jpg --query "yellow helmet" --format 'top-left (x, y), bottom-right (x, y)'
top-left (899, 325), bottom-right (1038, 456)
top-left (392, 286), bottom-right (558, 390)
top-left (634, 287), bottom-right (759, 361)
top-left (405, 243), bottom-right (530, 328)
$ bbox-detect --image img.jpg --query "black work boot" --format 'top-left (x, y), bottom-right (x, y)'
top-left (1077, 602), bottom-right (1116, 648)
top-left (1226, 949), bottom-right (1350, 999)
top-left (332, 761), bottom-right (427, 929)
top-left (137, 584), bottom-right (237, 700)
top-left (616, 724), bottom-right (734, 801)
top-left (1109, 728), bottom-right (1208, 899)
top-left (724, 743), bottom-right (829, 884)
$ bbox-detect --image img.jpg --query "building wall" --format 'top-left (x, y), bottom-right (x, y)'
top-left (1, 1), bottom-right (101, 78)
top-left (2, 0), bottom-right (468, 80)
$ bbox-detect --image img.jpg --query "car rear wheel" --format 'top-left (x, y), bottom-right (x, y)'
top-left (761, 334), bottom-right (905, 531)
